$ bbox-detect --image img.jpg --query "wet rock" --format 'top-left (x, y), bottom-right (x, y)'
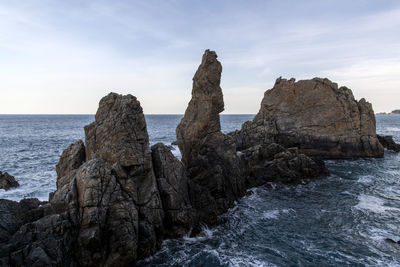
top-left (230, 77), bottom-right (384, 159)
top-left (0, 171), bottom-right (19, 190)
top-left (151, 143), bottom-right (195, 237)
top-left (377, 135), bottom-right (400, 152)
top-left (176, 50), bottom-right (246, 224)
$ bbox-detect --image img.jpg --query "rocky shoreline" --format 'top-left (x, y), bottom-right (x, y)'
top-left (0, 50), bottom-right (398, 266)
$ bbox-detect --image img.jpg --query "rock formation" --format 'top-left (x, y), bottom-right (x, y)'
top-left (176, 49), bottom-right (246, 224)
top-left (0, 50), bottom-right (338, 266)
top-left (241, 144), bottom-right (328, 187)
top-left (0, 171), bottom-right (19, 190)
top-left (230, 77), bottom-right (384, 159)
top-left (377, 135), bottom-right (400, 152)
top-left (151, 143), bottom-right (195, 237)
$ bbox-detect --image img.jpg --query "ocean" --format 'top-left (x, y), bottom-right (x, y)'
top-left (0, 114), bottom-right (399, 266)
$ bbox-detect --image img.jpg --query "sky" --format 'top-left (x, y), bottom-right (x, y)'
top-left (1, 0), bottom-right (399, 114)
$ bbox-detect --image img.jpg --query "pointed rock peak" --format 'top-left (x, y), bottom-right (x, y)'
top-left (176, 49), bottom-right (225, 164)
top-left (192, 50), bottom-right (223, 102)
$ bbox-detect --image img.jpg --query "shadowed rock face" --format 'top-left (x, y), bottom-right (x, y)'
top-left (0, 171), bottom-right (19, 190)
top-left (377, 135), bottom-right (400, 152)
top-left (151, 143), bottom-right (195, 237)
top-left (176, 50), bottom-right (246, 224)
top-left (230, 77), bottom-right (384, 159)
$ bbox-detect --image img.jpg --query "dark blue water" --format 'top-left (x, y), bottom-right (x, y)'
top-left (0, 114), bottom-right (399, 266)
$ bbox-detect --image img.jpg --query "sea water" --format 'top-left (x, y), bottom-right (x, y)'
top-left (0, 114), bottom-right (399, 266)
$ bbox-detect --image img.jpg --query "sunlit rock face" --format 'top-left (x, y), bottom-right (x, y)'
top-left (230, 77), bottom-right (384, 159)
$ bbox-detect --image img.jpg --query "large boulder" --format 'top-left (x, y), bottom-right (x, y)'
top-left (230, 77), bottom-right (384, 159)
top-left (0, 171), bottom-right (19, 190)
top-left (176, 50), bottom-right (246, 224)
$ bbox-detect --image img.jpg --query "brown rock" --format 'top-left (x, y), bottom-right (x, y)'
top-left (0, 171), bottom-right (19, 190)
top-left (230, 77), bottom-right (384, 159)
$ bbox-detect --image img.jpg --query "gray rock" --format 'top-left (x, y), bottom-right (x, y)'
top-left (240, 143), bottom-right (328, 187)
top-left (151, 143), bottom-right (195, 237)
top-left (55, 139), bottom-right (85, 188)
top-left (377, 135), bottom-right (400, 152)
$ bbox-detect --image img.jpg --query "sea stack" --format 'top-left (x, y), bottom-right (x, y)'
top-left (230, 77), bottom-right (384, 159)
top-left (176, 49), bottom-right (246, 224)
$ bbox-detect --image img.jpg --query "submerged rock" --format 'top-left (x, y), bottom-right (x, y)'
top-left (230, 77), bottom-right (384, 159)
top-left (377, 135), bottom-right (400, 152)
top-left (0, 171), bottom-right (19, 190)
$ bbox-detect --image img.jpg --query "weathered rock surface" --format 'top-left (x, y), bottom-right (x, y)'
top-left (84, 93), bottom-right (164, 261)
top-left (0, 171), bottom-right (19, 190)
top-left (1, 93), bottom-right (166, 266)
top-left (151, 143), bottom-right (195, 237)
top-left (230, 77), bottom-right (384, 159)
top-left (176, 50), bottom-right (246, 224)
top-left (377, 135), bottom-right (400, 152)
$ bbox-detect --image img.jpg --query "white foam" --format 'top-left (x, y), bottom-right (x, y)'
top-left (355, 194), bottom-right (400, 213)
top-left (262, 210), bottom-right (280, 219)
top-left (386, 127), bottom-right (400, 132)
top-left (358, 175), bottom-right (374, 184)
top-left (262, 209), bottom-right (292, 219)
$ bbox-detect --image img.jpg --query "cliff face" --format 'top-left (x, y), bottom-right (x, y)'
top-left (230, 77), bottom-right (384, 159)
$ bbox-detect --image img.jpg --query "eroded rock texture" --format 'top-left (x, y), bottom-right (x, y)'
top-left (151, 143), bottom-right (195, 237)
top-left (176, 50), bottom-right (246, 224)
top-left (0, 171), bottom-right (19, 190)
top-left (230, 77), bottom-right (384, 159)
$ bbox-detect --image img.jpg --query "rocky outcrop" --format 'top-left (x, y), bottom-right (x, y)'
top-left (0, 171), bottom-right (19, 190)
top-left (84, 93), bottom-right (164, 261)
top-left (176, 49), bottom-right (246, 224)
top-left (241, 143), bottom-right (328, 187)
top-left (230, 77), bottom-right (384, 159)
top-left (377, 135), bottom-right (400, 152)
top-left (1, 93), bottom-right (167, 266)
